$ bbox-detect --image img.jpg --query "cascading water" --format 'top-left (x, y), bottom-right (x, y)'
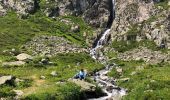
top-left (89, 0), bottom-right (126, 99)
top-left (90, 29), bottom-right (111, 60)
top-left (90, 0), bottom-right (115, 60)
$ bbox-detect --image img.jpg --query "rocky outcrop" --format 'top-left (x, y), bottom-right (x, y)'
top-left (110, 0), bottom-right (170, 48)
top-left (69, 79), bottom-right (96, 91)
top-left (0, 0), bottom-right (39, 16)
top-left (42, 0), bottom-right (111, 28)
top-left (0, 75), bottom-right (15, 85)
top-left (23, 35), bottom-right (87, 56)
top-left (118, 47), bottom-right (170, 64)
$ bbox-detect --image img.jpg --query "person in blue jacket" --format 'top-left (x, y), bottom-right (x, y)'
top-left (74, 69), bottom-right (86, 80)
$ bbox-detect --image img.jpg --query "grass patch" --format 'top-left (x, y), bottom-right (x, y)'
top-left (108, 59), bottom-right (170, 100)
top-left (111, 40), bottom-right (164, 53)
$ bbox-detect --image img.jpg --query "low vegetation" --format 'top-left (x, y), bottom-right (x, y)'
top-left (108, 59), bottom-right (170, 100)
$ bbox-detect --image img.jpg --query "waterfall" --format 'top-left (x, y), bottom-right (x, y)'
top-left (89, 0), bottom-right (127, 99)
top-left (90, 0), bottom-right (115, 60)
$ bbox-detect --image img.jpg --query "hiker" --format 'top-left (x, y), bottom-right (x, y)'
top-left (74, 69), bottom-right (86, 80)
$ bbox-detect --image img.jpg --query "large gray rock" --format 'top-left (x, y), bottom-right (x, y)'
top-left (16, 53), bottom-right (32, 61)
top-left (2, 61), bottom-right (26, 67)
top-left (68, 79), bottom-right (96, 91)
top-left (0, 75), bottom-right (14, 85)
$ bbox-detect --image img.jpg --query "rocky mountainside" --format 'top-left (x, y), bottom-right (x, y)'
top-left (0, 0), bottom-right (111, 28)
top-left (111, 0), bottom-right (170, 48)
top-left (0, 0), bottom-right (170, 100)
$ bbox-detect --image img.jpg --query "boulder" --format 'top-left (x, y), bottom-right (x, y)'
top-left (2, 61), bottom-right (25, 67)
top-left (68, 79), bottom-right (96, 91)
top-left (50, 71), bottom-right (57, 76)
top-left (0, 75), bottom-right (15, 85)
top-left (116, 67), bottom-right (123, 73)
top-left (41, 58), bottom-right (49, 64)
top-left (40, 76), bottom-right (46, 80)
top-left (13, 90), bottom-right (23, 96)
top-left (16, 53), bottom-right (32, 61)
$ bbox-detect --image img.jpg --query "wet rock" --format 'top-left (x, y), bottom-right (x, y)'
top-left (16, 53), bottom-right (32, 61)
top-left (99, 75), bottom-right (108, 81)
top-left (2, 61), bottom-right (25, 67)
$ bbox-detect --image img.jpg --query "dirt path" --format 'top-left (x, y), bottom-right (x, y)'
top-left (22, 75), bottom-right (45, 96)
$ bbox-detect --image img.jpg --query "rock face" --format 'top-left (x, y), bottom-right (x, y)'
top-left (41, 0), bottom-right (111, 28)
top-left (0, 0), bottom-right (39, 16)
top-left (110, 0), bottom-right (170, 48)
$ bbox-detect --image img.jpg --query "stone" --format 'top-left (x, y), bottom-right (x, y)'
top-left (16, 53), bottom-right (32, 61)
top-left (13, 90), bottom-right (23, 96)
top-left (0, 5), bottom-right (6, 16)
top-left (0, 75), bottom-right (14, 85)
top-left (68, 79), bottom-right (96, 91)
top-left (15, 78), bottom-right (24, 83)
top-left (50, 71), bottom-right (57, 76)
top-left (41, 58), bottom-right (49, 64)
top-left (117, 78), bottom-right (130, 82)
top-left (99, 75), bottom-right (108, 81)
top-left (130, 71), bottom-right (136, 76)
top-left (116, 67), bottom-right (123, 73)
top-left (2, 61), bottom-right (25, 67)
top-left (71, 25), bottom-right (80, 33)
top-left (40, 76), bottom-right (46, 80)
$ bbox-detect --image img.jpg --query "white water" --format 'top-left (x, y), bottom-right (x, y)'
top-left (89, 0), bottom-right (126, 99)
top-left (88, 64), bottom-right (126, 100)
top-left (90, 29), bottom-right (111, 60)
